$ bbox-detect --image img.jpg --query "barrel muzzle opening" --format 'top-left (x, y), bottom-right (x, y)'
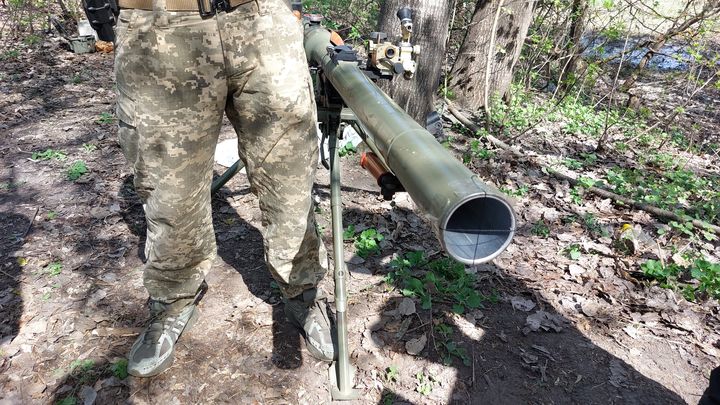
top-left (440, 194), bottom-right (516, 265)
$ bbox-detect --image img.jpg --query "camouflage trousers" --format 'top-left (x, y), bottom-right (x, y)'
top-left (114, 0), bottom-right (328, 302)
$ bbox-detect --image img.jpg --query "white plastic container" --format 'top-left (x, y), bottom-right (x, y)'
top-left (78, 19), bottom-right (98, 40)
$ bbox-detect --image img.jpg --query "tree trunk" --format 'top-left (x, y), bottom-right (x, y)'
top-left (564, 0), bottom-right (588, 80)
top-left (449, 0), bottom-right (536, 111)
top-left (377, 0), bottom-right (451, 127)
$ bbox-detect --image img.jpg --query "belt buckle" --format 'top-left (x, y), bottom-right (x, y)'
top-left (197, 0), bottom-right (215, 16)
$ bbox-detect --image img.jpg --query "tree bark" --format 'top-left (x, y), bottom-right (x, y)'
top-left (377, 0), bottom-right (451, 126)
top-left (564, 0), bottom-right (588, 80)
top-left (449, 0), bottom-right (536, 111)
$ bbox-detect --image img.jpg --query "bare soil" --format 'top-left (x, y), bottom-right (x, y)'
top-left (1, 39), bottom-right (718, 404)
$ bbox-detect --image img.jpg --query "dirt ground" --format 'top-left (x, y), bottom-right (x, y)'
top-left (1, 39), bottom-right (719, 405)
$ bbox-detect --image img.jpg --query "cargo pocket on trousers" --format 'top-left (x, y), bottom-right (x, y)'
top-left (114, 9), bottom-right (137, 51)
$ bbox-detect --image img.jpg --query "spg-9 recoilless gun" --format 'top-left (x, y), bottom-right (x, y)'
top-left (303, 8), bottom-right (516, 401)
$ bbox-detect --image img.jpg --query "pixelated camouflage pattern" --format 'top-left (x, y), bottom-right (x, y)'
top-left (115, 0), bottom-right (328, 301)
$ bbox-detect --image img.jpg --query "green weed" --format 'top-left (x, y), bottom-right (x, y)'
top-left (641, 258), bottom-right (720, 301)
top-left (565, 244), bottom-right (582, 260)
top-left (581, 213), bottom-right (609, 238)
top-left (0, 49), bottom-right (20, 60)
top-left (500, 185), bottom-right (529, 197)
top-left (385, 252), bottom-right (485, 314)
top-left (605, 166), bottom-right (720, 223)
top-left (0, 181), bottom-right (23, 191)
top-left (56, 397), bottom-right (77, 405)
top-left (355, 228), bottom-right (384, 258)
top-left (110, 359), bottom-right (129, 380)
top-left (385, 365), bottom-right (399, 382)
top-left (32, 149), bottom-right (67, 161)
top-left (46, 211), bottom-right (57, 220)
top-left (415, 371), bottom-right (436, 396)
top-left (343, 224), bottom-right (356, 240)
top-left (338, 142), bottom-right (356, 157)
top-left (23, 34), bottom-right (41, 45)
top-left (67, 161), bottom-right (88, 181)
top-left (531, 220), bottom-right (550, 237)
top-left (45, 261), bottom-right (63, 276)
top-left (434, 323), bottom-right (470, 366)
top-left (81, 143), bottom-right (97, 153)
top-left (469, 140), bottom-right (495, 160)
top-left (96, 112), bottom-right (116, 125)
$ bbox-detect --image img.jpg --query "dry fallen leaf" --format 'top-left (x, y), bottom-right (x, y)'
top-left (405, 334), bottom-right (427, 355)
top-left (95, 40), bottom-right (114, 53)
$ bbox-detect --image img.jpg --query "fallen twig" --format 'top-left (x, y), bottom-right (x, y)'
top-left (446, 102), bottom-right (720, 235)
top-left (21, 207), bottom-right (39, 239)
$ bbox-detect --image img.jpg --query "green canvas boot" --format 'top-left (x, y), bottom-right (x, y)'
top-left (128, 281), bottom-right (207, 377)
top-left (284, 288), bottom-right (336, 362)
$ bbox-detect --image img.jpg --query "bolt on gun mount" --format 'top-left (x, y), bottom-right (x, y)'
top-left (303, 9), bottom-right (516, 400)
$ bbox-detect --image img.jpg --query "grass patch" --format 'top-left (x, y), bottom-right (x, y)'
top-left (32, 149), bottom-right (67, 161)
top-left (344, 225), bottom-right (384, 258)
top-left (385, 252), bottom-right (490, 314)
top-left (95, 112), bottom-right (116, 125)
top-left (641, 258), bottom-right (720, 301)
top-left (67, 161), bottom-right (88, 181)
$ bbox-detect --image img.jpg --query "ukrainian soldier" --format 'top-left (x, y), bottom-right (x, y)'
top-left (108, 0), bottom-right (334, 376)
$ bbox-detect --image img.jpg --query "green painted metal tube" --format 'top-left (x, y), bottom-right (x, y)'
top-left (304, 23), bottom-right (516, 264)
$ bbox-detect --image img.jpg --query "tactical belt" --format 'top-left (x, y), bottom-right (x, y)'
top-left (118, 0), bottom-right (254, 16)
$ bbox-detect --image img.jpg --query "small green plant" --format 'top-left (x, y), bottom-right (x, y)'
top-left (531, 220), bottom-right (550, 237)
top-left (110, 359), bottom-right (129, 380)
top-left (96, 112), bottom-right (116, 124)
top-left (381, 392), bottom-right (395, 405)
top-left (565, 244), bottom-right (582, 260)
top-left (0, 181), bottom-right (22, 191)
top-left (46, 211), bottom-right (57, 220)
top-left (69, 359), bottom-right (96, 385)
top-left (32, 149), bottom-right (67, 161)
top-left (67, 161), bottom-right (88, 181)
top-left (641, 258), bottom-right (720, 301)
top-left (386, 252), bottom-right (485, 313)
top-left (41, 292), bottom-right (51, 301)
top-left (338, 142), bottom-right (356, 157)
top-left (81, 143), bottom-right (97, 153)
top-left (343, 224), bottom-right (356, 240)
top-left (23, 34), bottom-right (42, 45)
top-left (385, 365), bottom-right (399, 382)
top-left (434, 323), bottom-right (470, 365)
top-left (0, 49), bottom-right (20, 60)
top-left (469, 139), bottom-right (495, 160)
top-left (56, 396), bottom-right (77, 405)
top-left (414, 371), bottom-right (436, 396)
top-left (355, 228), bottom-right (384, 258)
top-left (563, 158), bottom-right (583, 170)
top-left (46, 261), bottom-right (63, 276)
top-left (581, 213), bottom-right (608, 237)
top-left (500, 184), bottom-right (529, 197)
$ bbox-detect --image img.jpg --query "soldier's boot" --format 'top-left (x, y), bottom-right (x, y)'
top-left (128, 281), bottom-right (208, 377)
top-left (284, 288), bottom-right (336, 362)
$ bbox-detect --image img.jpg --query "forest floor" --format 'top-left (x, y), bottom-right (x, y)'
top-left (1, 34), bottom-right (719, 405)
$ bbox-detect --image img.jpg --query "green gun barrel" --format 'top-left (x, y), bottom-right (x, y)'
top-left (304, 23), bottom-right (516, 265)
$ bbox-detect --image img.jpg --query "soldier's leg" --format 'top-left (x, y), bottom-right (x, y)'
top-left (114, 9), bottom-right (226, 376)
top-left (219, 0), bottom-right (333, 361)
top-left (220, 1), bottom-right (328, 299)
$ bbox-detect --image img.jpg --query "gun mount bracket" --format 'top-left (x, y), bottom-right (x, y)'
top-left (327, 45), bottom-right (359, 64)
